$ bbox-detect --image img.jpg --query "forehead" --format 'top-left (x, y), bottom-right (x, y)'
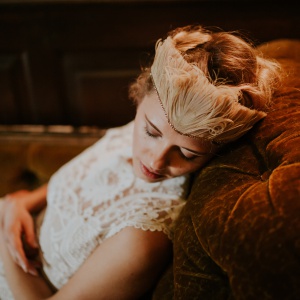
top-left (138, 92), bottom-right (218, 153)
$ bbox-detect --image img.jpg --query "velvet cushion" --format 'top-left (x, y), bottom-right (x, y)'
top-left (153, 39), bottom-right (300, 299)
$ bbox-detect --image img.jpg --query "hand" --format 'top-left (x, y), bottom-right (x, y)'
top-left (1, 190), bottom-right (40, 276)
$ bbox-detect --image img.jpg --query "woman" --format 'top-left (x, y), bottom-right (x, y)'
top-left (0, 25), bottom-right (281, 299)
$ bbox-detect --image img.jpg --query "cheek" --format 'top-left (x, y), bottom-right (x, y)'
top-left (171, 158), bottom-right (211, 177)
top-left (177, 163), bottom-right (201, 175)
top-left (132, 127), bottom-right (147, 158)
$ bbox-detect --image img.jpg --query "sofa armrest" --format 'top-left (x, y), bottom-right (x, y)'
top-left (0, 125), bottom-right (105, 196)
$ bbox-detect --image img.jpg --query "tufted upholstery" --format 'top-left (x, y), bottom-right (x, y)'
top-left (153, 39), bottom-right (300, 299)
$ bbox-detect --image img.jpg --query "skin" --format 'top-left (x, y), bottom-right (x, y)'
top-left (0, 91), bottom-right (218, 299)
top-left (1, 186), bottom-right (48, 275)
top-left (132, 91), bottom-right (218, 182)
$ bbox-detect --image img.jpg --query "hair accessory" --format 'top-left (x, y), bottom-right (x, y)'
top-left (150, 72), bottom-right (200, 140)
top-left (150, 37), bottom-right (266, 143)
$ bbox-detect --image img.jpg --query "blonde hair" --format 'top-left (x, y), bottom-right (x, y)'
top-left (129, 25), bottom-right (282, 144)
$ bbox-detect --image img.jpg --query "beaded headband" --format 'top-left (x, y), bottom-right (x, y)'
top-left (150, 37), bottom-right (266, 144)
top-left (150, 72), bottom-right (199, 140)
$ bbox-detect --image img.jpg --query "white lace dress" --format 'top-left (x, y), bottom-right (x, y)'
top-left (0, 121), bottom-right (189, 299)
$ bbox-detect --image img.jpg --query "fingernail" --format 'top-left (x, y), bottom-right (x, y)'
top-left (28, 268), bottom-right (38, 276)
top-left (21, 262), bottom-right (28, 273)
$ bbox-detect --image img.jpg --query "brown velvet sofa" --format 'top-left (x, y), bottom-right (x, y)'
top-left (0, 39), bottom-right (299, 299)
top-left (153, 39), bottom-right (300, 299)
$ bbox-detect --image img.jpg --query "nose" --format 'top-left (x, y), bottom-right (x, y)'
top-left (149, 145), bottom-right (171, 171)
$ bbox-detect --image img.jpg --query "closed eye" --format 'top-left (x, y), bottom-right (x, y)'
top-left (180, 152), bottom-right (198, 161)
top-left (180, 148), bottom-right (209, 161)
top-left (144, 126), bottom-right (157, 138)
top-left (144, 115), bottom-right (161, 138)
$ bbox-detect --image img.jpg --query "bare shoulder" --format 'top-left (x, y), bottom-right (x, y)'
top-left (100, 227), bottom-right (173, 283)
top-left (113, 227), bottom-right (172, 258)
top-left (55, 227), bottom-right (172, 300)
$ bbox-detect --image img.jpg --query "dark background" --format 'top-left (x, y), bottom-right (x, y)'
top-left (0, 0), bottom-right (299, 129)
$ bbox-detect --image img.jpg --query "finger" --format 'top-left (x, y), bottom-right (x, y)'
top-left (6, 231), bottom-right (30, 271)
top-left (4, 222), bottom-right (24, 253)
top-left (6, 190), bottom-right (29, 199)
top-left (13, 248), bottom-right (39, 276)
top-left (23, 214), bottom-right (39, 249)
top-left (27, 260), bottom-right (41, 277)
top-left (7, 243), bottom-right (29, 273)
top-left (27, 264), bottom-right (39, 276)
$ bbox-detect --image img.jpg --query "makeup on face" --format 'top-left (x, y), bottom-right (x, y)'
top-left (132, 93), bottom-right (218, 182)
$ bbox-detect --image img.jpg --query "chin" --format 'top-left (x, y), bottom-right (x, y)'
top-left (142, 175), bottom-right (167, 183)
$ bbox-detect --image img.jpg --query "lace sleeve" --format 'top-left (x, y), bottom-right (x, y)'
top-left (38, 122), bottom-right (190, 289)
top-left (103, 175), bottom-right (190, 240)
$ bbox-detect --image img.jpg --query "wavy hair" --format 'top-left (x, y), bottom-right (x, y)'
top-left (129, 25), bottom-right (282, 143)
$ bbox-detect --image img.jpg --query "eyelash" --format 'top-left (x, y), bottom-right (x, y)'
top-left (144, 126), bottom-right (200, 161)
top-left (144, 126), bottom-right (157, 138)
top-left (180, 152), bottom-right (197, 162)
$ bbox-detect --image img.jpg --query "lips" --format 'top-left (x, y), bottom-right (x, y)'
top-left (140, 162), bottom-right (164, 180)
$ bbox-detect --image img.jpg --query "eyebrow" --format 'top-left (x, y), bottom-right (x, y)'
top-left (145, 114), bottom-right (162, 135)
top-left (145, 114), bottom-right (210, 156)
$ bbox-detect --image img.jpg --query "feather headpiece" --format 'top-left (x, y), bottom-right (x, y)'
top-left (150, 37), bottom-right (266, 143)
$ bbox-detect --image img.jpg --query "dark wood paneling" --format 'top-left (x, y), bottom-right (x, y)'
top-left (62, 50), bottom-right (140, 127)
top-left (0, 1), bottom-right (299, 128)
top-left (0, 52), bottom-right (35, 123)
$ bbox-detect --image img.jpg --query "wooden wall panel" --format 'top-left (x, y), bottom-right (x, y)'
top-left (61, 50), bottom-right (141, 127)
top-left (0, 52), bottom-right (35, 124)
top-left (0, 1), bottom-right (299, 128)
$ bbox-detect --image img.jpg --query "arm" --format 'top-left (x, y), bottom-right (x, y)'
top-left (1, 184), bottom-right (48, 275)
top-left (1, 227), bottom-right (172, 300)
top-left (4, 184), bottom-right (48, 213)
top-left (0, 230), bottom-right (53, 298)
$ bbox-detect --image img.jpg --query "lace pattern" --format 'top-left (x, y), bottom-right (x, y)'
top-left (0, 201), bottom-right (15, 300)
top-left (0, 122), bottom-right (189, 294)
top-left (39, 121), bottom-right (190, 289)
